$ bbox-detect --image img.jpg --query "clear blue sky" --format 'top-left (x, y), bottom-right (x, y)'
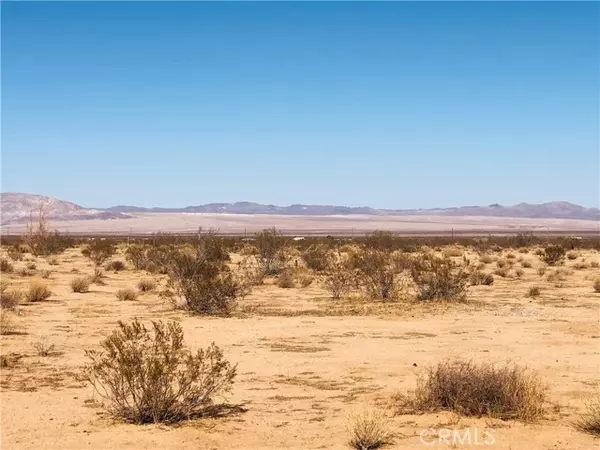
top-left (2, 2), bottom-right (599, 209)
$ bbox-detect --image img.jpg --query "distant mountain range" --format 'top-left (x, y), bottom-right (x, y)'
top-left (1, 192), bottom-right (598, 225)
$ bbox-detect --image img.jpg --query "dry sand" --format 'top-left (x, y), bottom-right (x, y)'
top-left (1, 247), bottom-right (599, 449)
top-left (2, 212), bottom-right (599, 235)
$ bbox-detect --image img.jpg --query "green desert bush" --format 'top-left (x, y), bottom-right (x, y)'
top-left (540, 245), bottom-right (565, 266)
top-left (82, 319), bottom-right (237, 424)
top-left (25, 281), bottom-right (52, 302)
top-left (162, 232), bottom-right (238, 316)
top-left (82, 239), bottom-right (117, 266)
top-left (71, 276), bottom-right (91, 293)
top-left (411, 256), bottom-right (469, 302)
top-left (396, 359), bottom-right (546, 421)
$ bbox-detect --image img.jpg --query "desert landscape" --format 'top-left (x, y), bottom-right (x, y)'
top-left (1, 226), bottom-right (599, 449)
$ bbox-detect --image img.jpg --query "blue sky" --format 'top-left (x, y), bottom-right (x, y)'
top-left (2, 2), bottom-right (598, 209)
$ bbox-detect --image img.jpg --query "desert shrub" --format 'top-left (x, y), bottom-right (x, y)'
top-left (25, 281), bottom-right (52, 302)
top-left (494, 267), bottom-right (509, 278)
top-left (82, 239), bottom-right (117, 266)
top-left (575, 395), bottom-right (600, 435)
top-left (253, 227), bottom-right (289, 275)
top-left (361, 230), bottom-right (399, 252)
top-left (116, 288), bottom-right (138, 301)
top-left (0, 310), bottom-right (18, 335)
top-left (521, 260), bottom-right (532, 268)
top-left (354, 249), bottom-right (402, 300)
top-left (277, 270), bottom-right (295, 289)
top-left (26, 262), bottom-right (37, 270)
top-left (397, 359), bottom-right (545, 421)
top-left (566, 251), bottom-right (578, 260)
top-left (594, 279), bottom-right (600, 293)
top-left (547, 268), bottom-right (570, 283)
top-left (0, 283), bottom-right (22, 310)
top-left (515, 268), bottom-right (524, 278)
top-left (105, 260), bottom-right (126, 272)
top-left (82, 319), bottom-right (237, 424)
top-left (162, 232), bottom-right (238, 316)
top-left (234, 256), bottom-right (264, 298)
top-left (145, 245), bottom-right (173, 274)
top-left (0, 258), bottom-right (14, 273)
top-left (300, 244), bottom-right (329, 272)
top-left (33, 340), bottom-right (56, 357)
top-left (527, 286), bottom-right (541, 298)
top-left (479, 254), bottom-right (493, 264)
top-left (71, 276), bottom-right (91, 293)
top-left (47, 257), bottom-right (59, 266)
top-left (411, 256), bottom-right (469, 302)
top-left (323, 254), bottom-right (356, 299)
top-left (137, 278), bottom-right (157, 293)
top-left (442, 246), bottom-right (463, 258)
top-left (540, 245), bottom-right (565, 266)
top-left (91, 268), bottom-right (106, 285)
top-left (41, 269), bottom-right (51, 279)
top-left (17, 267), bottom-right (34, 277)
top-left (7, 246), bottom-right (24, 261)
top-left (537, 267), bottom-right (547, 277)
top-left (591, 261), bottom-right (599, 268)
top-left (23, 210), bottom-right (74, 256)
top-left (573, 262), bottom-right (588, 270)
top-left (298, 274), bottom-right (314, 288)
top-left (506, 253), bottom-right (516, 260)
top-left (496, 259), bottom-right (508, 269)
top-left (125, 244), bottom-right (150, 270)
top-left (347, 408), bottom-right (394, 450)
top-left (469, 271), bottom-right (494, 286)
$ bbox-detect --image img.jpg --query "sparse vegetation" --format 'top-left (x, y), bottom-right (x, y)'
top-left (0, 283), bottom-right (23, 310)
top-left (277, 270), bottom-right (295, 288)
top-left (527, 286), bottom-right (541, 298)
top-left (566, 251), bottom-right (578, 260)
top-left (301, 244), bottom-right (329, 272)
top-left (593, 279), bottom-right (600, 293)
top-left (396, 359), bottom-right (546, 421)
top-left (540, 245), bottom-right (566, 266)
top-left (116, 288), bottom-right (138, 301)
top-left (137, 278), bottom-right (157, 293)
top-left (82, 239), bottom-right (117, 266)
top-left (347, 408), bottom-right (394, 450)
top-left (254, 227), bottom-right (289, 275)
top-left (25, 281), bottom-right (52, 302)
top-left (574, 395), bottom-right (600, 435)
top-left (33, 339), bottom-right (56, 357)
top-left (105, 260), bottom-right (126, 272)
top-left (411, 256), bottom-right (469, 302)
top-left (323, 254), bottom-right (356, 299)
top-left (71, 276), bottom-right (91, 293)
top-left (82, 319), bottom-right (237, 423)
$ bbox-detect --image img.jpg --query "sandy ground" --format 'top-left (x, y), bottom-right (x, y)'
top-left (2, 212), bottom-right (599, 235)
top-left (1, 246), bottom-right (599, 449)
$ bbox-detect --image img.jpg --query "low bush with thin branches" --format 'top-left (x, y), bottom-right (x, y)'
top-left (323, 254), bottom-right (356, 299)
top-left (540, 245), bottom-right (566, 266)
top-left (81, 319), bottom-right (237, 424)
top-left (410, 256), bottom-right (469, 302)
top-left (347, 408), bottom-right (394, 450)
top-left (116, 288), bottom-right (138, 301)
top-left (0, 258), bottom-right (14, 273)
top-left (300, 244), bottom-right (329, 272)
top-left (25, 281), bottom-right (52, 302)
top-left (137, 278), bottom-right (157, 293)
top-left (82, 239), bottom-right (116, 266)
top-left (574, 395), bottom-right (600, 435)
top-left (0, 283), bottom-right (22, 310)
top-left (396, 359), bottom-right (546, 421)
top-left (71, 276), bottom-right (91, 293)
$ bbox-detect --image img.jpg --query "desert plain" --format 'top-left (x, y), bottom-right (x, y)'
top-left (1, 236), bottom-right (599, 450)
